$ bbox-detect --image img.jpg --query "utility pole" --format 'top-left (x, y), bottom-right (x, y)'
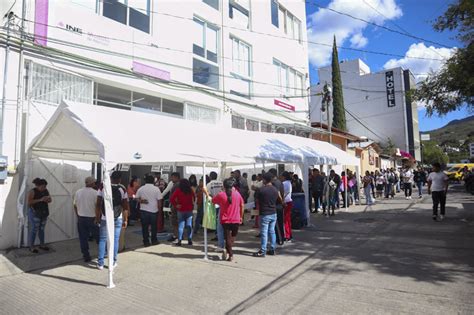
top-left (1, 11), bottom-right (14, 156)
top-left (321, 82), bottom-right (332, 144)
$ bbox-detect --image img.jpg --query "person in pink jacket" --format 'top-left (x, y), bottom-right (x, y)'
top-left (205, 178), bottom-right (244, 262)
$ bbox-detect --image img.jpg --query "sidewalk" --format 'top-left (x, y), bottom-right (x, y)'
top-left (0, 185), bottom-right (473, 314)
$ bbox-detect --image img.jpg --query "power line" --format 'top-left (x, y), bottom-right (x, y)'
top-left (308, 0), bottom-right (452, 49)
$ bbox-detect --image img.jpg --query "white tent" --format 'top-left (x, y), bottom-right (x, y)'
top-left (17, 100), bottom-right (359, 287)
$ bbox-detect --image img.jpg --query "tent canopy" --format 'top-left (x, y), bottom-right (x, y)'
top-left (28, 101), bottom-right (359, 168)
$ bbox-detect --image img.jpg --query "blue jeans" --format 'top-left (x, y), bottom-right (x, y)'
top-left (140, 210), bottom-right (157, 245)
top-left (29, 208), bottom-right (47, 247)
top-left (416, 181), bottom-right (423, 196)
top-left (260, 213), bottom-right (277, 252)
top-left (178, 211), bottom-right (193, 241)
top-left (364, 186), bottom-right (373, 205)
top-left (77, 216), bottom-right (99, 259)
top-left (98, 218), bottom-right (122, 267)
top-left (215, 206), bottom-right (225, 248)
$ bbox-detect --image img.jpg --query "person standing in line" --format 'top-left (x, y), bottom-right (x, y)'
top-left (402, 166), bottom-right (414, 200)
top-left (375, 170), bottom-right (386, 199)
top-left (205, 178), bottom-right (244, 261)
top-left (27, 178), bottom-right (52, 253)
top-left (194, 177), bottom-right (204, 234)
top-left (340, 171), bottom-right (349, 208)
top-left (136, 175), bottom-right (163, 247)
top-left (414, 167), bottom-right (427, 198)
top-left (385, 169), bottom-right (396, 199)
top-left (268, 168), bottom-right (285, 245)
top-left (370, 171), bottom-right (376, 199)
top-left (207, 171), bottom-right (225, 250)
top-left (127, 176), bottom-right (140, 226)
top-left (322, 171), bottom-right (338, 216)
top-left (170, 179), bottom-right (195, 246)
top-left (311, 169), bottom-right (325, 213)
top-left (233, 170), bottom-right (250, 203)
top-left (394, 168), bottom-right (401, 193)
top-left (280, 171), bottom-right (293, 242)
top-left (74, 177), bottom-right (99, 262)
top-left (251, 174), bottom-right (263, 229)
top-left (363, 171), bottom-right (374, 205)
top-left (95, 171), bottom-right (129, 270)
top-left (428, 163), bottom-right (449, 221)
top-left (253, 173), bottom-right (282, 257)
top-left (160, 172), bottom-right (180, 241)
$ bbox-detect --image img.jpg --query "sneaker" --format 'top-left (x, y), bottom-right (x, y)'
top-left (188, 240), bottom-right (193, 246)
top-left (408, 196), bottom-right (412, 200)
top-left (97, 264), bottom-right (104, 270)
top-left (432, 215), bottom-right (438, 221)
top-left (252, 250), bottom-right (266, 258)
top-left (151, 241), bottom-right (160, 246)
top-left (406, 197), bottom-right (409, 200)
top-left (222, 248), bottom-right (228, 261)
top-left (84, 256), bottom-right (92, 263)
top-left (267, 249), bottom-right (275, 256)
top-left (215, 247), bottom-right (224, 252)
top-left (174, 241), bottom-right (182, 247)
top-left (439, 215), bottom-right (445, 221)
top-left (113, 261), bottom-right (118, 268)
top-left (419, 195), bottom-right (423, 199)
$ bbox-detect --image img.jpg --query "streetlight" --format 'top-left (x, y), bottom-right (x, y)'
top-left (320, 82), bottom-right (332, 143)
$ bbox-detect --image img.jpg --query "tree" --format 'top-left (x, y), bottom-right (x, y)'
top-left (331, 35), bottom-right (346, 130)
top-left (423, 141), bottom-right (449, 165)
top-left (413, 0), bottom-right (473, 116)
top-left (381, 137), bottom-right (396, 155)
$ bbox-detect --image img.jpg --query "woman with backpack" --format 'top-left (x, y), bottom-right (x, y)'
top-left (170, 179), bottom-right (196, 246)
top-left (27, 178), bottom-right (52, 253)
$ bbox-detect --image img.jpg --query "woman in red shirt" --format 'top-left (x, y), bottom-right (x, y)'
top-left (170, 179), bottom-right (195, 246)
top-left (206, 178), bottom-right (244, 262)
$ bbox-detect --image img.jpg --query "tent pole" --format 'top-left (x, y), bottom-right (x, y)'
top-left (344, 165), bottom-right (348, 211)
top-left (202, 162), bottom-right (208, 260)
top-left (103, 167), bottom-right (115, 288)
top-left (301, 161), bottom-right (310, 227)
top-left (355, 166), bottom-right (361, 205)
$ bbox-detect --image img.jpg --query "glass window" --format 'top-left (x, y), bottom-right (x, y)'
top-left (132, 92), bottom-right (161, 112)
top-left (296, 73), bottom-right (303, 96)
top-left (162, 98), bottom-right (184, 116)
top-left (231, 37), bottom-right (251, 77)
top-left (231, 115), bottom-right (245, 130)
top-left (280, 64), bottom-right (287, 95)
top-left (193, 58), bottom-right (219, 89)
top-left (229, 1), bottom-right (249, 29)
top-left (293, 18), bottom-right (301, 42)
top-left (289, 69), bottom-right (295, 95)
top-left (95, 83), bottom-right (131, 109)
top-left (278, 6), bottom-right (286, 32)
top-left (276, 126), bottom-right (286, 134)
top-left (271, 0), bottom-right (279, 27)
top-left (260, 122), bottom-right (272, 133)
top-left (203, 0), bottom-right (219, 10)
top-left (186, 104), bottom-right (218, 124)
top-left (193, 17), bottom-right (218, 63)
top-left (286, 13), bottom-right (293, 36)
top-left (230, 74), bottom-right (251, 99)
top-left (246, 119), bottom-right (259, 131)
top-left (102, 0), bottom-right (150, 33)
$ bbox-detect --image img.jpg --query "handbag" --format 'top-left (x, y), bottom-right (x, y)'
top-left (202, 199), bottom-right (217, 230)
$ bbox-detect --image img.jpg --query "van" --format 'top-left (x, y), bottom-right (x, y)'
top-left (444, 163), bottom-right (474, 181)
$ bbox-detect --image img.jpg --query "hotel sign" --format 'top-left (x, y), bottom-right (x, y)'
top-left (385, 71), bottom-right (396, 107)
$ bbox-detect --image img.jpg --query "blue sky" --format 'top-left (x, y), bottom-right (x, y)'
top-left (305, 0), bottom-right (471, 131)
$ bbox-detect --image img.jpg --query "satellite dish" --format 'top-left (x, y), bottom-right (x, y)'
top-left (133, 152), bottom-right (142, 160)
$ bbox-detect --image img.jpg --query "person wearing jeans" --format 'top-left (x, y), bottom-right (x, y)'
top-left (254, 172), bottom-right (282, 257)
top-left (98, 217), bottom-right (122, 267)
top-left (363, 171), bottom-right (374, 205)
top-left (170, 179), bottom-right (195, 246)
top-left (136, 175), bottom-right (163, 247)
top-left (428, 163), bottom-right (449, 221)
top-left (28, 208), bottom-right (47, 251)
top-left (27, 178), bottom-right (51, 253)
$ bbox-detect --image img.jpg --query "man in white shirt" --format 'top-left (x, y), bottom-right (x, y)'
top-left (74, 176), bottom-right (99, 262)
top-left (428, 162), bottom-right (449, 221)
top-left (402, 167), bottom-right (414, 200)
top-left (136, 174), bottom-right (163, 247)
top-left (207, 171), bottom-right (224, 250)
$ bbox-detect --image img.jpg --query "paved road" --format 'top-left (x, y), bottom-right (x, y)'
top-left (1, 186), bottom-right (473, 314)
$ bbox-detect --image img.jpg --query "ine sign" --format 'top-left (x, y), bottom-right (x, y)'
top-left (385, 71), bottom-right (396, 107)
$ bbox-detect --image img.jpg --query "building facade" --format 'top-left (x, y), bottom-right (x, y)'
top-left (310, 59), bottom-right (421, 162)
top-left (0, 0), bottom-right (310, 248)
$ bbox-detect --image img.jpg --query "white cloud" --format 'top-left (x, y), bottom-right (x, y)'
top-left (350, 33), bottom-right (369, 48)
top-left (383, 42), bottom-right (456, 82)
top-left (307, 0), bottom-right (403, 67)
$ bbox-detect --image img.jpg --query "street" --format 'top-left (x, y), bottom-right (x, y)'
top-left (1, 185), bottom-right (473, 314)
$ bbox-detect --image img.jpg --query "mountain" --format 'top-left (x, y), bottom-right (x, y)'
top-left (421, 115), bottom-right (474, 162)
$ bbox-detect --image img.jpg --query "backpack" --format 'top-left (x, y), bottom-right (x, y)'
top-left (102, 184), bottom-right (124, 219)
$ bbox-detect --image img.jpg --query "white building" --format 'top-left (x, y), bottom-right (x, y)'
top-left (310, 59), bottom-right (421, 161)
top-left (0, 0), bottom-right (310, 249)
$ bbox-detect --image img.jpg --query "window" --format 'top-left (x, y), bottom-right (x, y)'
top-left (271, 0), bottom-right (278, 27)
top-left (261, 122), bottom-right (272, 133)
top-left (230, 37), bottom-right (252, 98)
top-left (246, 119), bottom-right (259, 131)
top-left (186, 104), bottom-right (219, 124)
top-left (193, 17), bottom-right (218, 63)
top-left (192, 17), bottom-right (220, 89)
top-left (132, 91), bottom-right (161, 112)
top-left (162, 98), bottom-right (184, 116)
top-left (273, 59), bottom-right (304, 97)
top-left (203, 0), bottom-right (219, 10)
top-left (102, 0), bottom-right (150, 33)
top-left (271, 2), bottom-right (301, 42)
top-left (229, 0), bottom-right (250, 29)
top-left (27, 62), bottom-right (93, 105)
top-left (95, 83), bottom-right (131, 110)
top-left (232, 115), bottom-right (245, 130)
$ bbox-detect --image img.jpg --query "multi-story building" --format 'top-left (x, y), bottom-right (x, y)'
top-left (310, 59), bottom-right (421, 161)
top-left (0, 0), bottom-right (310, 248)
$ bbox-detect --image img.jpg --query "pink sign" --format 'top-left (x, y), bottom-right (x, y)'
top-left (274, 99), bottom-right (295, 111)
top-left (34, 0), bottom-right (49, 46)
top-left (132, 61), bottom-right (171, 81)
